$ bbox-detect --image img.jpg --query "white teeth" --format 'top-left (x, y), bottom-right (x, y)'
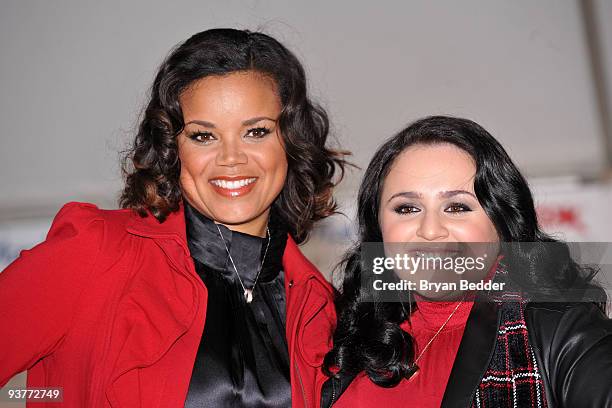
top-left (210, 178), bottom-right (256, 190)
top-left (416, 252), bottom-right (455, 259)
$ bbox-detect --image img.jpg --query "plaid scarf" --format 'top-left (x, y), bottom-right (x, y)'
top-left (470, 302), bottom-right (548, 408)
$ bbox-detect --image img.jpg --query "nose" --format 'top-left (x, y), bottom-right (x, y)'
top-left (416, 211), bottom-right (449, 241)
top-left (215, 139), bottom-right (247, 166)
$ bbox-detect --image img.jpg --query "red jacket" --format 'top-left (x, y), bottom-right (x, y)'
top-left (0, 201), bottom-right (335, 408)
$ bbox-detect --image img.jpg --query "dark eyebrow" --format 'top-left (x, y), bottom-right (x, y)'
top-left (184, 120), bottom-right (215, 128)
top-left (438, 190), bottom-right (477, 199)
top-left (387, 191), bottom-right (423, 203)
top-left (184, 116), bottom-right (277, 129)
top-left (386, 189), bottom-right (476, 204)
top-left (242, 116), bottom-right (277, 126)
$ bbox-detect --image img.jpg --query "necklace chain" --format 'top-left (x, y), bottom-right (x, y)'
top-left (408, 299), bottom-right (464, 376)
top-left (215, 224), bottom-right (271, 303)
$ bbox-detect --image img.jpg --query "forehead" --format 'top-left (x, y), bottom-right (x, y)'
top-left (384, 143), bottom-right (476, 192)
top-left (179, 71), bottom-right (281, 119)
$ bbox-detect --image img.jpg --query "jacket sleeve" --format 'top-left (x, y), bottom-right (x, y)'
top-left (0, 202), bottom-right (104, 386)
top-left (529, 302), bottom-right (612, 407)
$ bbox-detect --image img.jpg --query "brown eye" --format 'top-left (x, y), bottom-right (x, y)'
top-left (445, 203), bottom-right (472, 213)
top-left (394, 205), bottom-right (420, 215)
top-left (187, 131), bottom-right (215, 144)
top-left (246, 127), bottom-right (271, 139)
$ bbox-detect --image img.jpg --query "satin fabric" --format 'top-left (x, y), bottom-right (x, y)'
top-left (184, 202), bottom-right (291, 408)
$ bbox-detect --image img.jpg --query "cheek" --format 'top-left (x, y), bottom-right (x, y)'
top-left (379, 212), bottom-right (418, 242)
top-left (177, 147), bottom-right (217, 204)
top-left (448, 215), bottom-right (499, 242)
top-left (178, 146), bottom-right (213, 179)
top-left (260, 145), bottom-right (288, 187)
top-left (277, 159), bottom-right (289, 184)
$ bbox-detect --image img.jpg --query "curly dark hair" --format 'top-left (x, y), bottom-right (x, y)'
top-left (323, 115), bottom-right (606, 387)
top-left (120, 28), bottom-right (349, 243)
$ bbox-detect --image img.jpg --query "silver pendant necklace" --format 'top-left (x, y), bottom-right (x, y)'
top-left (215, 223), bottom-right (271, 303)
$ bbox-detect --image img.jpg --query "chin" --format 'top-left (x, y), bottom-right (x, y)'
top-left (215, 213), bottom-right (255, 225)
top-left (214, 207), bottom-right (262, 224)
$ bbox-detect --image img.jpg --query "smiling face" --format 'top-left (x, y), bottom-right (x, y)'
top-left (378, 143), bottom-right (500, 298)
top-left (379, 143), bottom-right (498, 243)
top-left (177, 71), bottom-right (288, 237)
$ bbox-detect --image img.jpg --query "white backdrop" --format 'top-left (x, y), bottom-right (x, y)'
top-left (1, 0), bottom-right (611, 218)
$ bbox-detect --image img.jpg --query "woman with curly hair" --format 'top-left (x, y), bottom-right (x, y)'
top-left (321, 116), bottom-right (612, 407)
top-left (0, 28), bottom-right (347, 408)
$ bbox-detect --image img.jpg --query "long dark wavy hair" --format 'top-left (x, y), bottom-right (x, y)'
top-left (323, 115), bottom-right (606, 387)
top-left (120, 28), bottom-right (349, 243)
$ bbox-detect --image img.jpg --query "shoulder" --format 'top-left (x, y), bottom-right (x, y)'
top-left (525, 301), bottom-right (610, 328)
top-left (525, 301), bottom-right (612, 360)
top-left (1, 203), bottom-right (126, 294)
top-left (524, 304), bottom-right (612, 405)
top-left (526, 301), bottom-right (611, 335)
top-left (52, 201), bottom-right (134, 225)
top-left (282, 235), bottom-right (334, 296)
top-left (42, 202), bottom-right (148, 263)
top-left (48, 201), bottom-right (135, 241)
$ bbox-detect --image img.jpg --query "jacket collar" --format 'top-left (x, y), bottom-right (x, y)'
top-left (440, 300), bottom-right (501, 408)
top-left (124, 200), bottom-right (330, 289)
top-left (125, 202), bottom-right (189, 243)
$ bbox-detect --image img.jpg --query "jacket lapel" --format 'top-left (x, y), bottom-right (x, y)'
top-left (121, 207), bottom-right (333, 408)
top-left (441, 301), bottom-right (501, 408)
top-left (106, 203), bottom-right (207, 407)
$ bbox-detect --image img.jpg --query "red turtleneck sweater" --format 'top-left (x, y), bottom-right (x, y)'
top-left (333, 300), bottom-right (474, 408)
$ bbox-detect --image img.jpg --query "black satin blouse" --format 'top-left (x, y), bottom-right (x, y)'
top-left (183, 202), bottom-right (291, 408)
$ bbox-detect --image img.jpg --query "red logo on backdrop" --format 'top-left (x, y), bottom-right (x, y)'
top-left (536, 205), bottom-right (587, 234)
